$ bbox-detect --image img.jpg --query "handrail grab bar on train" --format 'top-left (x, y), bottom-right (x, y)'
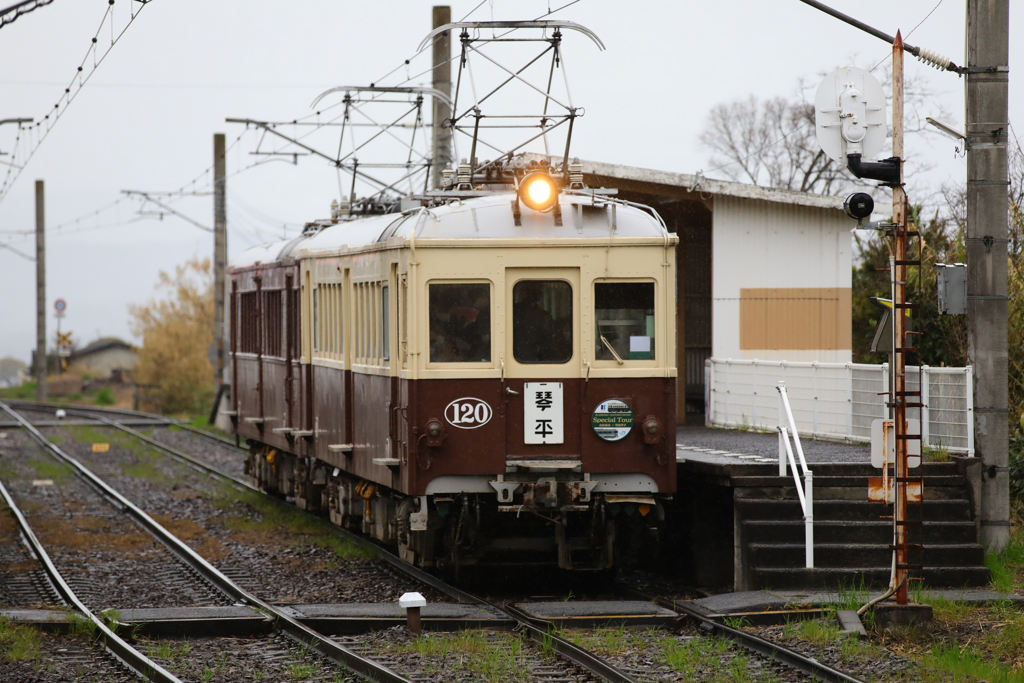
top-left (777, 382), bottom-right (814, 568)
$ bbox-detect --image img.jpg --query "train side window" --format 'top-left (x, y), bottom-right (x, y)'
top-left (594, 282), bottom-right (655, 361)
top-left (381, 285), bottom-right (390, 362)
top-left (312, 288), bottom-right (319, 353)
top-left (513, 280), bottom-right (573, 364)
top-left (429, 283), bottom-right (491, 363)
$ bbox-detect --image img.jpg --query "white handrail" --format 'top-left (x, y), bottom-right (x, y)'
top-left (777, 382), bottom-right (814, 568)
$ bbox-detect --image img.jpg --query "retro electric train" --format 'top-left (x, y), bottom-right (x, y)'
top-left (229, 159), bottom-right (678, 573)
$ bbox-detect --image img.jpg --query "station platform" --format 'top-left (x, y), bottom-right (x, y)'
top-left (670, 425), bottom-right (989, 593)
top-left (675, 425), bottom-right (871, 468)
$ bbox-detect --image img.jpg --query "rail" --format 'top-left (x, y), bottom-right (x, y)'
top-left (0, 407), bottom-right (183, 683)
top-left (14, 401), bottom-right (637, 683)
top-left (0, 401), bottom-right (416, 683)
top-left (777, 382), bottom-right (814, 569)
top-left (621, 587), bottom-right (866, 683)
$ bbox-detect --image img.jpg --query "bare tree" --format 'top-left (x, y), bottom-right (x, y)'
top-left (699, 95), bottom-right (852, 193)
top-left (700, 66), bottom-right (948, 196)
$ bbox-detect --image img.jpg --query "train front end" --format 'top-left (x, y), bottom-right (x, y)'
top-left (397, 190), bottom-right (677, 573)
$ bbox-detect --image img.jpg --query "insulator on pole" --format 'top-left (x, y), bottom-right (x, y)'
top-left (915, 47), bottom-right (952, 71)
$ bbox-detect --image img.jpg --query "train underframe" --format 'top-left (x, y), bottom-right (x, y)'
top-left (244, 443), bottom-right (666, 575)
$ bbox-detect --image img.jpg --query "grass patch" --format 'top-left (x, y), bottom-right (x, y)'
top-left (212, 485), bottom-right (374, 561)
top-left (0, 617), bottom-right (41, 662)
top-left (923, 443), bottom-right (951, 462)
top-left (94, 388), bottom-right (115, 406)
top-left (26, 457), bottom-right (74, 484)
top-left (401, 631), bottom-right (528, 681)
top-left (662, 636), bottom-right (759, 681)
top-left (918, 643), bottom-right (1024, 683)
top-left (0, 382), bottom-right (37, 400)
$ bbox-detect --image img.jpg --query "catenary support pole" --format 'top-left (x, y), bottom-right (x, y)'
top-left (34, 179), bottom-right (45, 403)
top-left (214, 133), bottom-right (227, 391)
top-left (431, 6), bottom-right (452, 188)
top-left (967, 0), bottom-right (1010, 552)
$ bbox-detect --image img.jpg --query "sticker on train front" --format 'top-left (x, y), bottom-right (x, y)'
top-left (523, 382), bottom-right (564, 444)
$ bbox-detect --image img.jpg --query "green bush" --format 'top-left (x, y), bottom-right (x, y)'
top-left (1011, 427), bottom-right (1024, 502)
top-left (94, 388), bottom-right (115, 406)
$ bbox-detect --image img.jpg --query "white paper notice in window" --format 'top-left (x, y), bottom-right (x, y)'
top-left (523, 382), bottom-right (564, 444)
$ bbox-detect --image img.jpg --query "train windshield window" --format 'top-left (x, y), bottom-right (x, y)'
top-left (595, 282), bottom-right (655, 361)
top-left (513, 280), bottom-right (573, 364)
top-left (429, 283), bottom-right (491, 363)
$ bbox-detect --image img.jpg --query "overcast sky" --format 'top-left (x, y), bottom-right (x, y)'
top-left (0, 0), bottom-right (1019, 364)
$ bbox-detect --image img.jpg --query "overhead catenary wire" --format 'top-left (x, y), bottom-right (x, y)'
top-left (0, 0), bottom-right (155, 205)
top-left (702, 0), bottom-right (950, 182)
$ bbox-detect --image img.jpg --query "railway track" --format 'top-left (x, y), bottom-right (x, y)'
top-left (0, 401), bottom-right (407, 683)
top-left (1, 400), bottom-right (871, 682)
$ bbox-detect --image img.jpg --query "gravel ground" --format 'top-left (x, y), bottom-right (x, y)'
top-left (677, 425), bottom-right (872, 463)
top-left (40, 422), bottom-right (449, 605)
top-left (140, 426), bottom-right (247, 481)
top-left (336, 626), bottom-right (605, 682)
top-left (0, 428), bottom-right (230, 611)
top-left (139, 633), bottom-right (357, 683)
top-left (567, 626), bottom-right (813, 683)
top-left (0, 629), bottom-right (138, 683)
top-left (747, 618), bottom-right (991, 683)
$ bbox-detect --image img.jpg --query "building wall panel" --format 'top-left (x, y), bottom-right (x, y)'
top-left (712, 196), bottom-right (852, 363)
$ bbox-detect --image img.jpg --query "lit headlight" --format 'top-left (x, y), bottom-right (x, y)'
top-left (518, 172), bottom-right (559, 212)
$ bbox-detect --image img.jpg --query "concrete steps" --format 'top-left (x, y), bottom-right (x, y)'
top-left (736, 462), bottom-right (990, 590)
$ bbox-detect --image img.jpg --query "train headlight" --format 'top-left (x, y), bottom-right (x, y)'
top-left (518, 172), bottom-right (559, 212)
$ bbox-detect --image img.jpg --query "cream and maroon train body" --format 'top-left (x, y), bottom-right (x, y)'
top-left (229, 190), bottom-right (678, 572)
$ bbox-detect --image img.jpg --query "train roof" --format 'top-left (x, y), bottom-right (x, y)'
top-left (229, 191), bottom-right (667, 270)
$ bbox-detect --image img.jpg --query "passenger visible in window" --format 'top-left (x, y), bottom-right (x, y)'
top-left (513, 280), bottom-right (572, 363)
top-left (429, 283), bottom-right (491, 363)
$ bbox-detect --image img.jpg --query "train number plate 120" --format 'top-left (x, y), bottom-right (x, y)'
top-left (523, 382), bottom-right (564, 444)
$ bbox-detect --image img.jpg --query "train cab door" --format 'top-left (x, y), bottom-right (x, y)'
top-left (502, 267), bottom-right (582, 463)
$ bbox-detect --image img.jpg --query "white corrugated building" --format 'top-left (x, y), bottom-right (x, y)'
top-left (574, 159), bottom-right (851, 422)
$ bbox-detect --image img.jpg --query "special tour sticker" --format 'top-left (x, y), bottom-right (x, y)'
top-left (592, 399), bottom-right (633, 442)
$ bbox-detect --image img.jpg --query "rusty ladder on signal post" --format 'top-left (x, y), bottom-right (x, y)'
top-left (888, 33), bottom-right (926, 604)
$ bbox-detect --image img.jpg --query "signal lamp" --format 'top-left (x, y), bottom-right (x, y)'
top-left (844, 192), bottom-right (874, 221)
top-left (518, 172), bottom-right (559, 212)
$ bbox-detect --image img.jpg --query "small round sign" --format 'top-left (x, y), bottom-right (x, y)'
top-left (592, 399), bottom-right (634, 442)
top-left (53, 298), bottom-right (66, 313)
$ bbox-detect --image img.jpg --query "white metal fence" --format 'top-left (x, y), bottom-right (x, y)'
top-left (704, 358), bottom-right (974, 454)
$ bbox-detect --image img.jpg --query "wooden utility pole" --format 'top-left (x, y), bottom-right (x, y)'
top-left (34, 179), bottom-right (46, 402)
top-left (431, 6), bottom-right (452, 188)
top-left (214, 133), bottom-right (227, 391)
top-left (966, 0), bottom-right (1010, 552)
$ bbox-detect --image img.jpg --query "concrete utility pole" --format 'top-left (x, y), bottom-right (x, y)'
top-left (34, 179), bottom-right (45, 402)
top-left (213, 133), bottom-right (227, 390)
top-left (966, 0), bottom-right (1010, 552)
top-left (431, 5), bottom-right (452, 189)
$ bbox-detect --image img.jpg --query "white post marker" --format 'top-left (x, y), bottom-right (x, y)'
top-left (399, 591), bottom-right (426, 634)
